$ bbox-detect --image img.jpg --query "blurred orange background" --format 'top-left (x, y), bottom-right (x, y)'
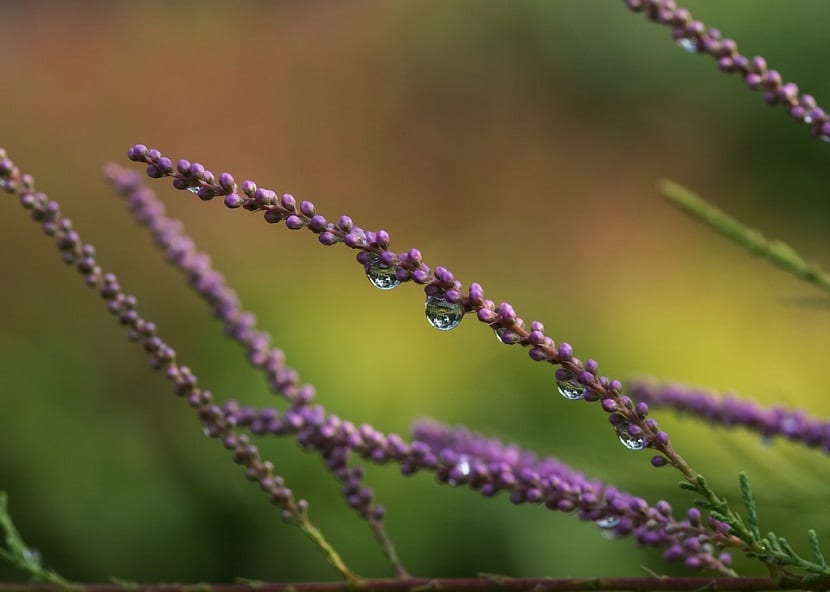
top-left (1, 0), bottom-right (830, 583)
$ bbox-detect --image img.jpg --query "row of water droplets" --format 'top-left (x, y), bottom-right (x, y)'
top-left (366, 256), bottom-right (645, 451)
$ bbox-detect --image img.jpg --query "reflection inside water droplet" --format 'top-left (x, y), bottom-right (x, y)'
top-left (556, 375), bottom-right (586, 400)
top-left (366, 257), bottom-right (400, 290)
top-left (615, 423), bottom-right (646, 450)
top-left (676, 37), bottom-right (698, 53)
top-left (596, 516), bottom-right (620, 529)
top-left (425, 294), bottom-right (464, 331)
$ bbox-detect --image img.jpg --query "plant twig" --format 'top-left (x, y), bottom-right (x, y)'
top-left (660, 180), bottom-right (830, 295)
top-left (0, 575), bottom-right (828, 592)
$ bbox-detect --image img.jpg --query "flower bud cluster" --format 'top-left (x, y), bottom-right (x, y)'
top-left (3, 150), bottom-right (305, 526)
top-left (104, 164), bottom-right (314, 406)
top-left (104, 164), bottom-right (402, 572)
top-left (222, 400), bottom-right (736, 574)
top-left (623, 0), bottom-right (830, 141)
top-left (628, 380), bottom-right (830, 453)
top-left (126, 146), bottom-right (688, 477)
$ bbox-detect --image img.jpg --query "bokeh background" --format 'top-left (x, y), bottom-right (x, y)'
top-left (1, 0), bottom-right (830, 583)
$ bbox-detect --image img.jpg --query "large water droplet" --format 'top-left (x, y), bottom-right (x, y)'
top-left (425, 294), bottom-right (464, 331)
top-left (366, 257), bottom-right (400, 290)
top-left (596, 516), bottom-right (620, 529)
top-left (676, 37), bottom-right (698, 53)
top-left (556, 375), bottom-right (586, 400)
top-left (615, 423), bottom-right (646, 450)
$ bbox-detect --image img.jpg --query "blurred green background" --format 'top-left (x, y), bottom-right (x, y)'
top-left (1, 0), bottom-right (830, 583)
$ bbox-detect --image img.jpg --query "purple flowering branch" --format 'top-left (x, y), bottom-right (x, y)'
top-left (102, 163), bottom-right (408, 578)
top-left (622, 0), bottom-right (830, 142)
top-left (220, 402), bottom-right (738, 573)
top-left (121, 146), bottom-right (823, 578)
top-left (0, 150), bottom-right (359, 584)
top-left (627, 380), bottom-right (830, 453)
top-left (102, 163), bottom-right (738, 574)
top-left (123, 144), bottom-right (692, 483)
top-left (3, 141), bottom-right (828, 582)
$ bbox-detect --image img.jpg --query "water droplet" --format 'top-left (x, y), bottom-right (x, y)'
top-left (22, 548), bottom-right (41, 567)
top-left (804, 114), bottom-right (814, 124)
top-left (615, 423), bottom-right (646, 450)
top-left (366, 257), bottom-right (400, 290)
top-left (425, 294), bottom-right (464, 331)
top-left (676, 37), bottom-right (698, 53)
top-left (457, 457), bottom-right (471, 476)
top-left (556, 376), bottom-right (586, 400)
top-left (447, 456), bottom-right (471, 487)
top-left (186, 186), bottom-right (201, 194)
top-left (494, 326), bottom-right (521, 344)
top-left (596, 516), bottom-right (620, 529)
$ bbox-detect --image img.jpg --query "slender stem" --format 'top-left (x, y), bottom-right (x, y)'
top-left (297, 515), bottom-right (363, 587)
top-left (660, 180), bottom-right (830, 295)
top-left (367, 521), bottom-right (410, 580)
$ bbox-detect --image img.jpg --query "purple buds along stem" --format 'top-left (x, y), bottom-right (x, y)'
top-left (125, 145), bottom-right (691, 480)
top-left (627, 379), bottom-right (830, 453)
top-left (622, 0), bottom-right (830, 142)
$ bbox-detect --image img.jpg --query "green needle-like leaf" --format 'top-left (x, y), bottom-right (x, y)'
top-left (739, 473), bottom-right (761, 541)
top-left (660, 180), bottom-right (830, 295)
top-left (809, 530), bottom-right (828, 567)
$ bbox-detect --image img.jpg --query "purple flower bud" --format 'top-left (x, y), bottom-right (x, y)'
top-left (318, 232), bottom-right (338, 246)
top-left (280, 193), bottom-right (296, 211)
top-left (127, 144), bottom-right (148, 161)
top-left (285, 215), bottom-right (304, 230)
top-left (300, 200), bottom-right (316, 216)
top-left (241, 180), bottom-right (257, 198)
top-left (308, 215), bottom-right (327, 233)
top-left (411, 269), bottom-right (430, 284)
top-left (687, 508), bottom-right (701, 524)
top-left (468, 283), bottom-right (485, 304)
top-left (218, 172), bottom-right (235, 192)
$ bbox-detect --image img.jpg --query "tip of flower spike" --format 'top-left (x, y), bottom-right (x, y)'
top-left (127, 144), bottom-right (149, 161)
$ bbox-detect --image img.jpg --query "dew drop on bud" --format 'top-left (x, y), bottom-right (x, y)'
top-left (556, 374), bottom-right (586, 400)
top-left (366, 257), bottom-right (400, 290)
top-left (615, 423), bottom-right (646, 450)
top-left (676, 37), bottom-right (698, 53)
top-left (425, 294), bottom-right (464, 331)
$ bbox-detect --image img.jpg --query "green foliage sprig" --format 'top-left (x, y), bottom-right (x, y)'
top-left (660, 180), bottom-right (830, 295)
top-left (0, 493), bottom-right (70, 589)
